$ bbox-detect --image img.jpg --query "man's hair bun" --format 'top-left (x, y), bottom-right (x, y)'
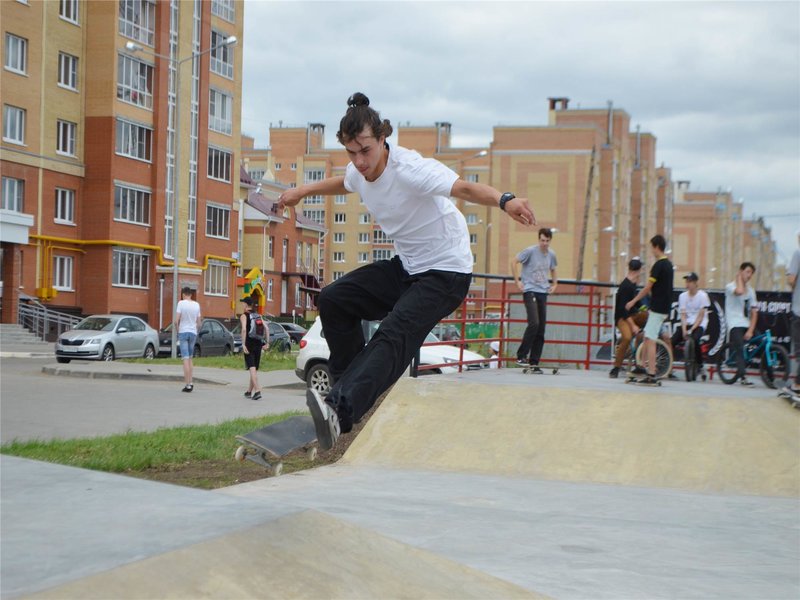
top-left (348, 92), bottom-right (370, 108)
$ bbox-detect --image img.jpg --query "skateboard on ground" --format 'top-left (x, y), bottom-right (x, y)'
top-left (234, 415), bottom-right (318, 476)
top-left (624, 374), bottom-right (662, 386)
top-left (522, 366), bottom-right (559, 375)
top-left (778, 388), bottom-right (800, 409)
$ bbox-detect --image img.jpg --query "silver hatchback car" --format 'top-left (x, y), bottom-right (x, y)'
top-left (55, 314), bottom-right (159, 363)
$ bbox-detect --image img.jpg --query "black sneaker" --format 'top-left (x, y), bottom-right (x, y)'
top-left (529, 366), bottom-right (544, 374)
top-left (251, 391), bottom-right (262, 401)
top-left (739, 377), bottom-right (754, 387)
top-left (181, 384), bottom-right (193, 393)
top-left (244, 391), bottom-right (252, 398)
top-left (631, 366), bottom-right (647, 375)
top-left (609, 367), bottom-right (620, 379)
top-left (306, 388), bottom-right (340, 451)
top-left (516, 359), bottom-right (528, 366)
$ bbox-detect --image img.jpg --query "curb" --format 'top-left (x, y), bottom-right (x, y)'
top-left (40, 366), bottom-right (229, 386)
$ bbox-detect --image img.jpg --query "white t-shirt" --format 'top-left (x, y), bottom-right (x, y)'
top-left (343, 142), bottom-right (472, 275)
top-left (724, 282), bottom-right (756, 330)
top-left (176, 298), bottom-right (201, 334)
top-left (678, 289), bottom-right (710, 330)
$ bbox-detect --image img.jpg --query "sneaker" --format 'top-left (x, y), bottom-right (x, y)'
top-left (244, 391), bottom-right (252, 398)
top-left (739, 377), bottom-right (754, 387)
top-left (631, 366), bottom-right (647, 375)
top-left (251, 391), bottom-right (262, 401)
top-left (637, 375), bottom-right (660, 386)
top-left (609, 366), bottom-right (620, 379)
top-left (667, 372), bottom-right (678, 380)
top-left (181, 384), bottom-right (193, 393)
top-left (306, 388), bottom-right (340, 451)
top-left (516, 359), bottom-right (528, 366)
top-left (529, 366), bottom-right (544, 374)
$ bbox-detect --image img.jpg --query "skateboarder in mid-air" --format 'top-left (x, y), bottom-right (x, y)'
top-left (278, 92), bottom-right (537, 450)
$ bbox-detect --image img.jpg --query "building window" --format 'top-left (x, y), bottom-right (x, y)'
top-left (268, 235), bottom-right (274, 258)
top-left (207, 147), bottom-right (232, 182)
top-left (1, 177), bottom-right (24, 212)
top-left (465, 214), bottom-right (478, 225)
top-left (56, 119), bottom-right (76, 156)
top-left (209, 88), bottom-right (232, 134)
top-left (58, 52), bottom-right (78, 90)
top-left (290, 163), bottom-right (297, 171)
top-left (333, 232), bottom-right (345, 243)
top-left (55, 188), bottom-right (75, 224)
top-left (210, 30), bottom-right (234, 78)
top-left (112, 248), bottom-right (149, 288)
top-left (304, 195), bottom-right (323, 205)
top-left (248, 169), bottom-right (265, 181)
top-left (332, 252), bottom-right (345, 263)
top-left (117, 54), bottom-right (153, 108)
top-left (119, 0), bottom-right (156, 47)
top-left (335, 194), bottom-right (347, 205)
top-left (373, 229), bottom-right (393, 244)
top-left (114, 184), bottom-right (150, 225)
top-left (294, 282), bottom-right (301, 307)
top-left (305, 169), bottom-right (324, 183)
top-left (115, 119), bottom-right (152, 162)
top-left (204, 260), bottom-right (229, 296)
top-left (358, 232), bottom-right (369, 244)
top-left (59, 0), bottom-right (79, 23)
top-left (206, 203), bottom-right (230, 239)
top-left (267, 278), bottom-right (273, 301)
top-left (211, 0), bottom-right (235, 22)
top-left (358, 252), bottom-right (368, 263)
top-left (4, 34), bottom-right (27, 74)
top-left (359, 213), bottom-right (371, 224)
top-left (53, 255), bottom-right (73, 291)
top-left (470, 233), bottom-right (478, 245)
top-left (332, 271), bottom-right (345, 281)
top-left (303, 209), bottom-right (325, 224)
top-left (373, 249), bottom-right (393, 262)
top-left (3, 105), bottom-right (25, 144)
top-left (274, 162), bottom-right (281, 171)
top-left (334, 213), bottom-right (346, 224)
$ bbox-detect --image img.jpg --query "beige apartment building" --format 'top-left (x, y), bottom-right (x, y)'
top-left (1, 0), bottom-right (243, 329)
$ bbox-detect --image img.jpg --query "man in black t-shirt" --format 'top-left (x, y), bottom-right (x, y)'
top-left (610, 258), bottom-right (648, 378)
top-left (626, 235), bottom-right (674, 384)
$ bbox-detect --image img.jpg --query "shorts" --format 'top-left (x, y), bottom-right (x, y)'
top-left (244, 342), bottom-right (262, 370)
top-left (178, 332), bottom-right (197, 360)
top-left (643, 311), bottom-right (667, 341)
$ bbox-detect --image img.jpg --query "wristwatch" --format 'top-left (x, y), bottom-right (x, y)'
top-left (499, 192), bottom-right (515, 211)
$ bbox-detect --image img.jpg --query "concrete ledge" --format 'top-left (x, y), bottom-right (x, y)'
top-left (41, 366), bottom-right (228, 386)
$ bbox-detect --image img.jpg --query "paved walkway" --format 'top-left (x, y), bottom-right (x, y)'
top-left (1, 351), bottom-right (798, 599)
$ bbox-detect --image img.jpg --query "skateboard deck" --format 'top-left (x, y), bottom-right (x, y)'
top-left (778, 389), bottom-right (800, 409)
top-left (235, 415), bottom-right (318, 475)
top-left (522, 367), bottom-right (559, 375)
top-left (625, 375), bottom-right (662, 386)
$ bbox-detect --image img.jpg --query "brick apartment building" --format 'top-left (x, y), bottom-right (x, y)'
top-left (1, 0), bottom-right (243, 328)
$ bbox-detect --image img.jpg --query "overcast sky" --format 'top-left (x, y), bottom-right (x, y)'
top-left (241, 0), bottom-right (800, 265)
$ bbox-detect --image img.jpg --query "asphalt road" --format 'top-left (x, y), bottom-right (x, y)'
top-left (0, 357), bottom-right (307, 443)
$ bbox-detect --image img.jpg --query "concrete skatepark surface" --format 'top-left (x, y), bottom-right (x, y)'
top-left (1, 357), bottom-right (799, 599)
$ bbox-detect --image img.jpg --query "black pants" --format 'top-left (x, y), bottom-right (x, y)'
top-left (319, 256), bottom-right (471, 428)
top-left (670, 326), bottom-right (705, 367)
top-left (729, 327), bottom-right (749, 377)
top-left (517, 291), bottom-right (548, 365)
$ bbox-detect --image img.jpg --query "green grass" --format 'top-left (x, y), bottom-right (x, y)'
top-left (0, 411), bottom-right (303, 474)
top-left (126, 351), bottom-right (296, 371)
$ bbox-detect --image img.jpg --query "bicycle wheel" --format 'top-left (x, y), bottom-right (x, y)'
top-left (760, 344), bottom-right (790, 389)
top-left (684, 336), bottom-right (697, 382)
top-left (634, 338), bottom-right (673, 379)
top-left (714, 342), bottom-right (739, 385)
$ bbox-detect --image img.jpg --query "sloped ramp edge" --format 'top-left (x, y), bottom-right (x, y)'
top-left (342, 377), bottom-right (800, 497)
top-left (26, 510), bottom-right (545, 600)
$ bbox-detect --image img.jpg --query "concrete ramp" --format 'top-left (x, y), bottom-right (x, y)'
top-left (27, 511), bottom-right (543, 599)
top-left (343, 377), bottom-right (800, 497)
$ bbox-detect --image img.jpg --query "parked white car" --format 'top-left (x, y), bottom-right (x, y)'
top-left (55, 314), bottom-right (159, 363)
top-left (295, 317), bottom-right (487, 394)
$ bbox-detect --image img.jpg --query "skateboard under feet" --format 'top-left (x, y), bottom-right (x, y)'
top-left (625, 375), bottom-right (662, 386)
top-left (234, 415), bottom-right (318, 476)
top-left (522, 367), bottom-right (559, 375)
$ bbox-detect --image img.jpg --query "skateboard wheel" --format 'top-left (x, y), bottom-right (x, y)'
top-left (273, 462), bottom-right (283, 477)
top-left (235, 446), bottom-right (246, 462)
top-left (306, 447), bottom-right (318, 461)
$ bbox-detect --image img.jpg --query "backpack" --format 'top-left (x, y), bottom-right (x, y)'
top-left (247, 312), bottom-right (267, 343)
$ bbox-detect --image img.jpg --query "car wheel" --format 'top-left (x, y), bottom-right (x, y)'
top-left (307, 363), bottom-right (332, 395)
top-left (102, 344), bottom-right (115, 361)
top-left (56, 357), bottom-right (70, 364)
top-left (143, 344), bottom-right (155, 360)
top-left (193, 345), bottom-right (201, 358)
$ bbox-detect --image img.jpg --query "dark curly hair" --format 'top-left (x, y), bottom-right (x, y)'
top-left (336, 92), bottom-right (393, 144)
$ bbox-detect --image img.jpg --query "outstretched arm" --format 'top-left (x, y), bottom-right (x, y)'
top-left (450, 179), bottom-right (536, 227)
top-left (277, 176), bottom-right (348, 209)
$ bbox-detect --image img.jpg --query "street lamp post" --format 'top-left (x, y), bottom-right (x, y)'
top-left (126, 35), bottom-right (237, 357)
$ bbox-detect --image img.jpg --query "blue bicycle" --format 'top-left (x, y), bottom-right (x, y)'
top-left (713, 329), bottom-right (789, 388)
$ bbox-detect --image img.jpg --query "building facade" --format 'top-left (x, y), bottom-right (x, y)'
top-left (1, 0), bottom-right (244, 328)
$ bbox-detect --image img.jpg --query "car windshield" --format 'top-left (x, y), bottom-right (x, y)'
top-left (75, 317), bottom-right (115, 332)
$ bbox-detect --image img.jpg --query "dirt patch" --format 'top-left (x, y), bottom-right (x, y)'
top-left (130, 391), bottom-right (388, 490)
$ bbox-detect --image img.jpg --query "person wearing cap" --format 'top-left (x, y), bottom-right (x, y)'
top-left (609, 258), bottom-right (649, 378)
top-left (488, 340), bottom-right (501, 369)
top-left (663, 271), bottom-right (711, 378)
top-left (239, 296), bottom-right (266, 400)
